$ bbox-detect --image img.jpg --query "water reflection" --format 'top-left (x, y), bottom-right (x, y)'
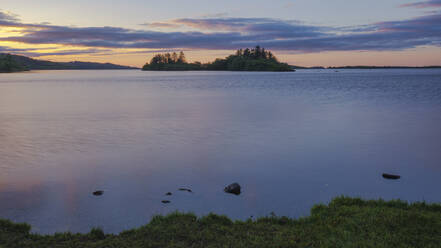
top-left (0, 70), bottom-right (440, 233)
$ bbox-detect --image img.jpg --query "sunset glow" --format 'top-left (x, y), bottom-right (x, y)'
top-left (1, 0), bottom-right (440, 67)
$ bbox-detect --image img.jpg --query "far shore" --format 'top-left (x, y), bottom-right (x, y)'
top-left (2, 52), bottom-right (441, 73)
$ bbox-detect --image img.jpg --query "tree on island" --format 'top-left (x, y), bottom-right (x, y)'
top-left (0, 54), bottom-right (27, 73)
top-left (178, 51), bottom-right (186, 64)
top-left (142, 46), bottom-right (293, 71)
top-left (143, 51), bottom-right (198, 70)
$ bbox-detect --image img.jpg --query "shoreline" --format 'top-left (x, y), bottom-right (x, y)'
top-left (1, 196), bottom-right (440, 247)
top-left (3, 67), bottom-right (441, 74)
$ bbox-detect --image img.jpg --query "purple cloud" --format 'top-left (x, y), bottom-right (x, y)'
top-left (0, 45), bottom-right (39, 53)
top-left (171, 18), bottom-right (328, 39)
top-left (401, 0), bottom-right (441, 8)
top-left (0, 10), bottom-right (440, 55)
top-left (0, 10), bottom-right (19, 23)
top-left (22, 49), bottom-right (112, 57)
top-left (0, 44), bottom-right (110, 57)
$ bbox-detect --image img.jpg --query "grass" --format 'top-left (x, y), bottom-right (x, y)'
top-left (1, 196), bottom-right (440, 247)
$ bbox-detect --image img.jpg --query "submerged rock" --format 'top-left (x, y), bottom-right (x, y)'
top-left (224, 183), bottom-right (241, 195)
top-left (93, 190), bottom-right (104, 196)
top-left (161, 200), bottom-right (171, 204)
top-left (382, 173), bottom-right (401, 180)
top-left (178, 188), bottom-right (192, 193)
top-left (165, 192), bottom-right (172, 196)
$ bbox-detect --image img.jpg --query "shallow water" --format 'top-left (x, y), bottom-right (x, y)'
top-left (1, 69), bottom-right (440, 233)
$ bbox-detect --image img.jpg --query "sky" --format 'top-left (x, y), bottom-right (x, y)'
top-left (1, 0), bottom-right (441, 67)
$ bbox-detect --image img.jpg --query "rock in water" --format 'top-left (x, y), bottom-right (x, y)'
top-left (93, 190), bottom-right (104, 196)
top-left (178, 188), bottom-right (192, 193)
top-left (161, 200), bottom-right (171, 204)
top-left (382, 173), bottom-right (401, 180)
top-left (224, 183), bottom-right (241, 195)
top-left (165, 192), bottom-right (172, 196)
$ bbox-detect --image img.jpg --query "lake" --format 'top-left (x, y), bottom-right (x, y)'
top-left (1, 69), bottom-right (440, 234)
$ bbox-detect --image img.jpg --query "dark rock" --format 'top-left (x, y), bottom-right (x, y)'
top-left (93, 190), bottom-right (104, 196)
top-left (178, 188), bottom-right (192, 193)
top-left (382, 173), bottom-right (401, 180)
top-left (161, 200), bottom-right (171, 204)
top-left (224, 183), bottom-right (241, 195)
top-left (165, 192), bottom-right (172, 196)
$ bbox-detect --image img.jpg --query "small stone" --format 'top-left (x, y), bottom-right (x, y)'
top-left (224, 183), bottom-right (241, 195)
top-left (93, 190), bottom-right (104, 196)
top-left (178, 188), bottom-right (192, 193)
top-left (382, 173), bottom-right (401, 180)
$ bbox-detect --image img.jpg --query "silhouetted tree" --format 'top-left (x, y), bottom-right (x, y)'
top-left (172, 52), bottom-right (178, 63)
top-left (243, 48), bottom-right (250, 57)
top-left (165, 53), bottom-right (172, 64)
top-left (254, 46), bottom-right (261, 58)
top-left (178, 51), bottom-right (186, 64)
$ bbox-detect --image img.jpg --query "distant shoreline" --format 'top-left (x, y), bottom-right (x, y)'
top-left (294, 66), bottom-right (441, 69)
top-left (1, 53), bottom-right (139, 73)
top-left (2, 53), bottom-right (441, 73)
top-left (326, 66), bottom-right (441, 69)
top-left (3, 66), bottom-right (441, 73)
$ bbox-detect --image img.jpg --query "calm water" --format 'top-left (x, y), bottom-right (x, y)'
top-left (1, 69), bottom-right (440, 234)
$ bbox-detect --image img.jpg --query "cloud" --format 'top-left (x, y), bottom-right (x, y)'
top-left (0, 44), bottom-right (110, 57)
top-left (23, 49), bottom-right (112, 57)
top-left (139, 22), bottom-right (181, 29)
top-left (0, 10), bottom-right (20, 23)
top-left (200, 13), bottom-right (229, 18)
top-left (0, 10), bottom-right (440, 56)
top-left (169, 18), bottom-right (329, 38)
top-left (0, 45), bottom-right (38, 53)
top-left (401, 0), bottom-right (441, 8)
top-left (377, 12), bottom-right (441, 35)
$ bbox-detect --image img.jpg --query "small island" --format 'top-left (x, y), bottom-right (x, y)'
top-left (142, 46), bottom-right (294, 71)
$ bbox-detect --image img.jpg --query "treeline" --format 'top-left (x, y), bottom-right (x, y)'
top-left (0, 54), bottom-right (28, 73)
top-left (142, 51), bottom-right (202, 70)
top-left (142, 46), bottom-right (293, 71)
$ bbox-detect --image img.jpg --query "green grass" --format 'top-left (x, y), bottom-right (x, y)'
top-left (1, 197), bottom-right (440, 247)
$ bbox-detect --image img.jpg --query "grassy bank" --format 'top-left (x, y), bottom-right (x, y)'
top-left (1, 197), bottom-right (440, 247)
